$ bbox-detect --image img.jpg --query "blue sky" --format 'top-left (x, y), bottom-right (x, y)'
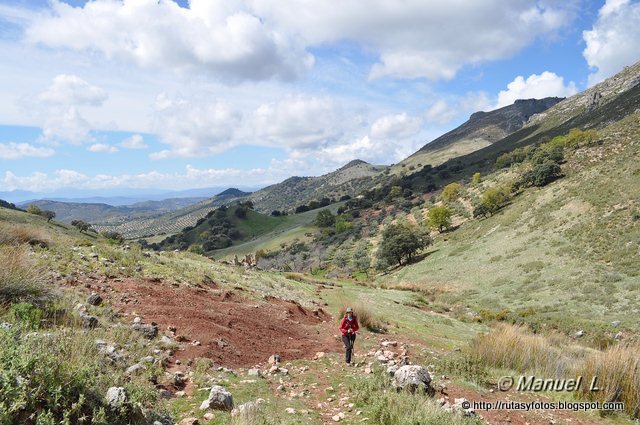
top-left (1, 0), bottom-right (639, 198)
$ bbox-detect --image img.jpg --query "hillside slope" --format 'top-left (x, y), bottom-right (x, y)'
top-left (394, 97), bottom-right (563, 172)
top-left (248, 159), bottom-right (386, 213)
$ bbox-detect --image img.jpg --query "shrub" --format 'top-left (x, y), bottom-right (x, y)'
top-left (0, 224), bottom-right (49, 247)
top-left (9, 302), bottom-right (42, 330)
top-left (478, 186), bottom-right (510, 215)
top-left (26, 204), bottom-right (42, 216)
top-left (472, 172), bottom-right (482, 184)
top-left (100, 231), bottom-right (124, 243)
top-left (335, 214), bottom-right (352, 233)
top-left (315, 209), bottom-right (336, 227)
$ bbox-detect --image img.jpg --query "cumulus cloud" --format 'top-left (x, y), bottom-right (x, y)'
top-left (88, 143), bottom-right (118, 153)
top-left (253, 0), bottom-right (573, 81)
top-left (370, 113), bottom-right (423, 140)
top-left (583, 0), bottom-right (640, 85)
top-left (120, 134), bottom-right (147, 149)
top-left (38, 74), bottom-right (108, 106)
top-left (253, 96), bottom-right (344, 149)
top-left (496, 71), bottom-right (577, 108)
top-left (25, 0), bottom-right (312, 82)
top-left (0, 142), bottom-right (55, 160)
top-left (150, 93), bottom-right (242, 159)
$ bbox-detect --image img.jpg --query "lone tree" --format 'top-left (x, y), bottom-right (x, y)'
top-left (42, 210), bottom-right (56, 223)
top-left (427, 205), bottom-right (452, 232)
top-left (315, 209), bottom-right (336, 228)
top-left (441, 182), bottom-right (462, 203)
top-left (71, 220), bottom-right (91, 233)
top-left (377, 222), bottom-right (431, 267)
top-left (26, 204), bottom-right (42, 216)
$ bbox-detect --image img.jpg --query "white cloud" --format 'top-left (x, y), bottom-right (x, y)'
top-left (423, 100), bottom-right (457, 125)
top-left (253, 96), bottom-right (344, 149)
top-left (370, 113), bottom-right (423, 140)
top-left (39, 74), bottom-right (108, 106)
top-left (88, 143), bottom-right (118, 153)
top-left (150, 93), bottom-right (242, 159)
top-left (25, 0), bottom-right (312, 83)
top-left (0, 142), bottom-right (55, 160)
top-left (496, 71), bottom-right (577, 108)
top-left (120, 134), bottom-right (147, 149)
top-left (583, 0), bottom-right (640, 85)
top-left (253, 0), bottom-right (574, 81)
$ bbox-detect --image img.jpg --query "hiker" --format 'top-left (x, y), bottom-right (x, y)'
top-left (339, 307), bottom-right (359, 365)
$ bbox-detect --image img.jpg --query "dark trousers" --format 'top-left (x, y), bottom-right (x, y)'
top-left (342, 334), bottom-right (356, 364)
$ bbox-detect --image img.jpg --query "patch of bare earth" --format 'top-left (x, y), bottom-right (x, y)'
top-left (69, 276), bottom-right (341, 368)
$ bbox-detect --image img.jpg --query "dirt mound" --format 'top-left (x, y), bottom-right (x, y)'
top-left (81, 277), bottom-right (340, 367)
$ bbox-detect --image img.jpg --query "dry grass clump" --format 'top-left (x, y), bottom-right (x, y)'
top-left (471, 324), bottom-right (579, 377)
top-left (0, 223), bottom-right (50, 247)
top-left (0, 246), bottom-right (53, 305)
top-left (576, 343), bottom-right (640, 418)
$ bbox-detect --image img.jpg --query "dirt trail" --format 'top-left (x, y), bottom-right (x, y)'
top-left (73, 276), bottom-right (341, 367)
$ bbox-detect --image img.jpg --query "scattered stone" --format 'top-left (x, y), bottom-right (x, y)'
top-left (612, 320), bottom-right (621, 328)
top-left (231, 399), bottom-right (264, 417)
top-left (200, 385), bottom-right (234, 411)
top-left (175, 391), bottom-right (186, 398)
top-left (364, 367), bottom-right (373, 374)
top-left (394, 365), bottom-right (432, 394)
top-left (285, 408), bottom-right (296, 414)
top-left (314, 351), bottom-right (326, 360)
top-left (268, 354), bottom-right (281, 364)
top-left (381, 341), bottom-right (398, 347)
top-left (158, 389), bottom-right (172, 399)
top-left (453, 398), bottom-right (475, 416)
top-left (332, 412), bottom-right (346, 422)
top-left (203, 412), bottom-right (214, 421)
top-left (574, 330), bottom-right (586, 338)
top-left (387, 365), bottom-right (399, 376)
top-left (125, 363), bottom-right (143, 375)
top-left (178, 418), bottom-right (199, 425)
top-left (80, 313), bottom-right (99, 330)
top-left (0, 322), bottom-right (13, 330)
top-left (86, 293), bottom-right (103, 306)
top-left (248, 368), bottom-right (262, 377)
top-left (105, 387), bottom-right (127, 409)
top-left (615, 331), bottom-right (624, 341)
top-left (133, 317), bottom-right (142, 324)
top-left (268, 365), bottom-right (280, 374)
top-left (132, 322), bottom-right (158, 339)
top-left (172, 371), bottom-right (186, 387)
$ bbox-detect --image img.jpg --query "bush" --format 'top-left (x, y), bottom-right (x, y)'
top-left (0, 246), bottom-right (54, 305)
top-left (520, 161), bottom-right (562, 187)
top-left (9, 302), bottom-right (42, 330)
top-left (315, 209), bottom-right (336, 227)
top-left (378, 222), bottom-right (431, 266)
top-left (26, 204), bottom-right (42, 216)
top-left (100, 231), bottom-right (124, 243)
top-left (0, 224), bottom-right (49, 247)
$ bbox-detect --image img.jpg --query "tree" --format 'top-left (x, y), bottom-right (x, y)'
top-left (427, 205), bottom-right (452, 232)
top-left (271, 210), bottom-right (282, 217)
top-left (100, 231), bottom-right (124, 242)
top-left (71, 220), bottom-right (91, 233)
top-left (377, 222), bottom-right (431, 267)
top-left (315, 209), bottom-right (336, 227)
top-left (480, 187), bottom-right (509, 215)
top-left (335, 214), bottom-right (352, 233)
top-left (42, 210), bottom-right (56, 222)
top-left (389, 185), bottom-right (403, 198)
top-left (352, 242), bottom-right (371, 276)
top-left (332, 249), bottom-right (349, 269)
top-left (441, 182), bottom-right (462, 203)
top-left (472, 172), bottom-right (482, 185)
top-left (26, 204), bottom-right (42, 216)
top-left (234, 206), bottom-right (247, 219)
top-left (521, 161), bottom-right (562, 187)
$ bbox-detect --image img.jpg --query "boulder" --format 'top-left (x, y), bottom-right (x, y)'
top-left (105, 387), bottom-right (127, 409)
top-left (80, 313), bottom-right (98, 330)
top-left (125, 363), bottom-right (143, 375)
top-left (200, 385), bottom-right (234, 411)
top-left (248, 368), bottom-right (262, 377)
top-left (394, 365), bottom-right (432, 394)
top-left (387, 365), bottom-right (399, 376)
top-left (268, 354), bottom-right (281, 364)
top-left (87, 293), bottom-right (103, 306)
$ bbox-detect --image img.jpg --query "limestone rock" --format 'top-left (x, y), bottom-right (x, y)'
top-left (394, 365), bottom-right (432, 394)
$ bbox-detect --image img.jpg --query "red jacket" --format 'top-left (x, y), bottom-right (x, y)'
top-left (339, 315), bottom-right (359, 336)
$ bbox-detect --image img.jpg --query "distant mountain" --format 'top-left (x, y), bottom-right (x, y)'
top-left (248, 159), bottom-right (387, 213)
top-left (395, 97), bottom-right (563, 172)
top-left (21, 197), bottom-right (209, 224)
top-left (92, 188), bottom-right (250, 238)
